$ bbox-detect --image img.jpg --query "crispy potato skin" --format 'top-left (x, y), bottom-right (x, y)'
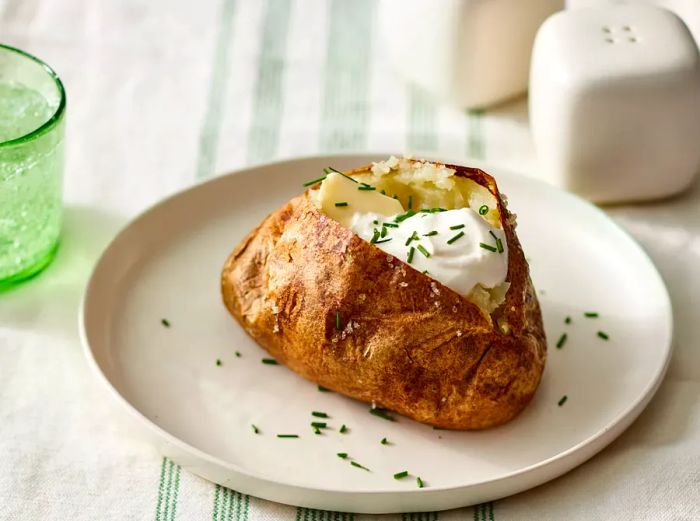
top-left (221, 162), bottom-right (546, 429)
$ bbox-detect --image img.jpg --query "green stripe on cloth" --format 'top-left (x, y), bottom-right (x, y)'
top-left (473, 502), bottom-right (495, 521)
top-left (319, 0), bottom-right (374, 151)
top-left (247, 0), bottom-right (292, 163)
top-left (196, 0), bottom-right (237, 179)
top-left (407, 85), bottom-right (438, 152)
top-left (467, 109), bottom-right (485, 160)
top-left (154, 458), bottom-right (182, 521)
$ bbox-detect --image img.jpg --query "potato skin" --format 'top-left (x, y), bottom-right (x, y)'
top-left (221, 162), bottom-right (546, 429)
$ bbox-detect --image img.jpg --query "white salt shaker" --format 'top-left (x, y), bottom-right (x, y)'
top-left (530, 5), bottom-right (700, 203)
top-left (378, 0), bottom-right (562, 109)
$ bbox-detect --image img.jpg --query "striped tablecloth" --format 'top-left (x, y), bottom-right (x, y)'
top-left (1, 1), bottom-right (698, 519)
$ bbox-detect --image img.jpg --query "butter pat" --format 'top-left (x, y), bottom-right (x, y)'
top-left (318, 172), bottom-right (404, 228)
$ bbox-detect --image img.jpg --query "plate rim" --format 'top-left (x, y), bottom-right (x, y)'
top-left (79, 153), bottom-right (674, 509)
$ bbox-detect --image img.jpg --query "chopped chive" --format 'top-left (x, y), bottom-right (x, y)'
top-left (335, 311), bottom-right (342, 330)
top-left (584, 312), bottom-right (599, 318)
top-left (372, 219), bottom-right (379, 225)
top-left (423, 231), bottom-right (438, 237)
top-left (556, 333), bottom-right (567, 349)
top-left (370, 228), bottom-right (381, 244)
top-left (417, 245), bottom-right (431, 258)
top-left (479, 242), bottom-right (497, 252)
top-left (407, 195), bottom-right (413, 210)
top-left (597, 331), bottom-right (609, 340)
top-left (405, 231), bottom-right (419, 246)
top-left (393, 194), bottom-right (399, 200)
top-left (312, 411), bottom-right (329, 418)
top-left (339, 424), bottom-right (348, 433)
top-left (369, 407), bottom-right (396, 421)
top-left (358, 185), bottom-right (376, 191)
top-left (558, 395), bottom-right (568, 406)
top-left (311, 422), bottom-right (327, 429)
top-left (449, 224), bottom-right (465, 230)
top-left (313, 427), bottom-right (322, 435)
top-left (407, 246), bottom-right (416, 264)
top-left (380, 189), bottom-right (386, 195)
top-left (380, 226), bottom-right (388, 238)
top-left (479, 205), bottom-right (489, 215)
top-left (380, 437), bottom-right (389, 445)
top-left (496, 237), bottom-right (504, 253)
top-left (393, 471), bottom-right (409, 480)
top-left (252, 424), bottom-right (260, 434)
top-left (318, 385), bottom-right (330, 392)
top-left (565, 316), bottom-right (572, 325)
top-left (416, 476), bottom-right (425, 488)
top-left (324, 166), bottom-right (358, 184)
top-left (216, 358), bottom-right (222, 366)
top-left (448, 232), bottom-right (466, 245)
top-left (262, 358), bottom-right (278, 365)
top-left (382, 222), bottom-right (398, 228)
top-left (337, 452), bottom-right (348, 459)
top-left (351, 461), bottom-right (370, 471)
top-left (334, 202), bottom-right (349, 207)
top-left (374, 238), bottom-right (393, 244)
top-left (394, 210), bottom-right (417, 223)
top-left (303, 175), bottom-right (327, 187)
top-left (431, 207), bottom-right (447, 213)
top-left (422, 270), bottom-right (430, 275)
top-left (235, 351), bottom-right (241, 357)
top-left (277, 434), bottom-right (299, 438)
top-left (161, 318), bottom-right (170, 328)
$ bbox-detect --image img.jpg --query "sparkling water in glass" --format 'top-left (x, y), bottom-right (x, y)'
top-left (0, 44), bottom-right (65, 289)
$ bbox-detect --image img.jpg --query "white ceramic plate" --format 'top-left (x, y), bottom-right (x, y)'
top-left (80, 154), bottom-right (673, 513)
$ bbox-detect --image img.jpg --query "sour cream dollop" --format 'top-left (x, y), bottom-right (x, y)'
top-left (349, 208), bottom-right (508, 296)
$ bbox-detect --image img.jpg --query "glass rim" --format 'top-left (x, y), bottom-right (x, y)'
top-left (0, 43), bottom-right (66, 148)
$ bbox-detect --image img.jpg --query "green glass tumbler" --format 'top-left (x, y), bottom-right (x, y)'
top-left (0, 44), bottom-right (66, 289)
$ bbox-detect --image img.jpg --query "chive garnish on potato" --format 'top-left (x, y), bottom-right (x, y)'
top-left (408, 195), bottom-right (413, 210)
top-left (448, 232), bottom-right (465, 245)
top-left (262, 358), bottom-right (278, 365)
top-left (337, 452), bottom-right (348, 459)
top-left (416, 477), bottom-right (425, 488)
top-left (318, 385), bottom-right (330, 393)
top-left (584, 312), bottom-right (599, 318)
top-left (382, 222), bottom-right (398, 228)
top-left (479, 242), bottom-right (497, 252)
top-left (380, 226), bottom-right (388, 238)
top-left (335, 311), bottom-right (342, 330)
top-left (405, 231), bottom-right (419, 246)
top-left (312, 411), bottom-right (328, 418)
top-left (558, 395), bottom-right (568, 406)
top-left (252, 424), bottom-right (260, 434)
top-left (380, 437), bottom-right (389, 445)
top-left (597, 331), bottom-right (609, 340)
top-left (339, 424), bottom-right (348, 433)
top-left (277, 434), bottom-right (299, 438)
top-left (369, 407), bottom-right (396, 421)
top-left (479, 205), bottom-right (489, 215)
top-left (565, 316), bottom-right (572, 325)
top-left (161, 318), bottom-right (170, 328)
top-left (423, 231), bottom-right (438, 237)
top-left (311, 422), bottom-right (327, 429)
top-left (394, 210), bottom-right (417, 223)
top-left (374, 238), bottom-right (392, 245)
top-left (370, 228), bottom-right (381, 244)
top-left (358, 185), bottom-right (375, 191)
top-left (417, 245), bottom-right (430, 258)
top-left (303, 175), bottom-right (327, 187)
top-left (216, 358), bottom-right (222, 366)
top-left (235, 351), bottom-right (241, 357)
top-left (324, 166), bottom-right (357, 184)
top-left (407, 246), bottom-right (416, 264)
top-left (334, 201), bottom-right (349, 207)
top-left (449, 224), bottom-right (465, 230)
top-left (393, 471), bottom-right (409, 480)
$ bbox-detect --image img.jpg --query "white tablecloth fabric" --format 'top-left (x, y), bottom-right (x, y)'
top-left (1, 1), bottom-right (698, 519)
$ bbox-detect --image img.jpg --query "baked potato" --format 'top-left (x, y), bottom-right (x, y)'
top-left (221, 157), bottom-right (546, 429)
